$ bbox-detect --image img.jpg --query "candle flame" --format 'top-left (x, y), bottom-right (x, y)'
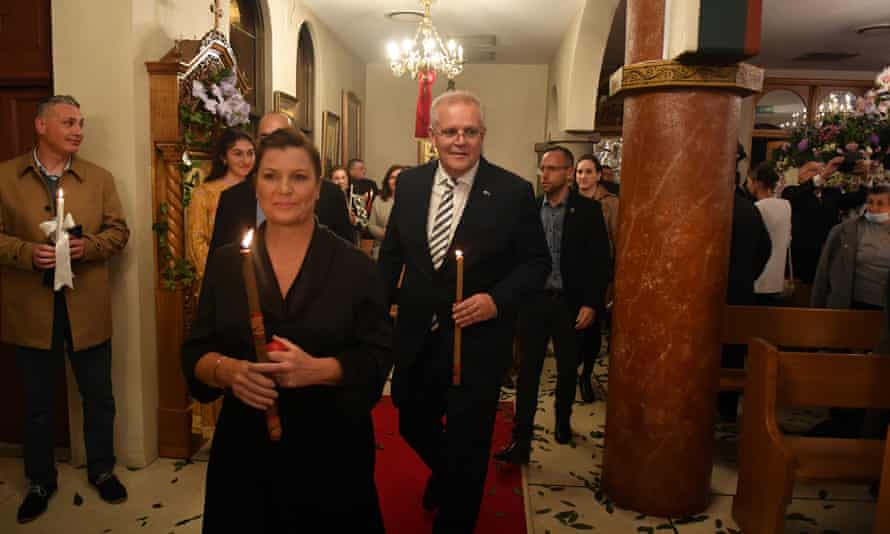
top-left (58, 188), bottom-right (64, 199)
top-left (241, 228), bottom-right (254, 249)
top-left (455, 249), bottom-right (463, 259)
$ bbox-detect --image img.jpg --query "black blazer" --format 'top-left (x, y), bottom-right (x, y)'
top-left (536, 189), bottom-right (611, 315)
top-left (727, 189), bottom-right (772, 305)
top-left (208, 178), bottom-right (353, 254)
top-left (379, 158), bottom-right (551, 386)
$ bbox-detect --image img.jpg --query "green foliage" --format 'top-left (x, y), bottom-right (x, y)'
top-left (153, 202), bottom-right (195, 291)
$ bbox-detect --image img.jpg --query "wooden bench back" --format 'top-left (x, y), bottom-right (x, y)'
top-left (750, 337), bottom-right (890, 410)
top-left (722, 306), bottom-right (883, 350)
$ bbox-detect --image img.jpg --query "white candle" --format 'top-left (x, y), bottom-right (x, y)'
top-left (56, 188), bottom-right (64, 243)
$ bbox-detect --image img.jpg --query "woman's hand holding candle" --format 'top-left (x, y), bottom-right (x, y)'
top-left (214, 356), bottom-right (279, 411)
top-left (255, 335), bottom-right (344, 388)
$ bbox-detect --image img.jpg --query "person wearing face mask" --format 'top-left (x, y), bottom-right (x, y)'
top-left (812, 185), bottom-right (890, 310)
top-left (746, 163), bottom-right (792, 305)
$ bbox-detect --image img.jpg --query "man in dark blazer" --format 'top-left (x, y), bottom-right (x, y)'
top-left (495, 146), bottom-right (611, 465)
top-left (378, 91), bottom-right (550, 533)
top-left (208, 113), bottom-right (353, 253)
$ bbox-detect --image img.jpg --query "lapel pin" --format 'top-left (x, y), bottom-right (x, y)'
top-left (483, 189), bottom-right (491, 197)
top-left (570, 207), bottom-right (575, 214)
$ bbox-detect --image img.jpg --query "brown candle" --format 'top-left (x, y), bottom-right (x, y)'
top-left (453, 249), bottom-right (463, 386)
top-left (240, 229), bottom-right (282, 441)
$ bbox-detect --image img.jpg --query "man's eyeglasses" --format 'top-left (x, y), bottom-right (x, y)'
top-left (433, 127), bottom-right (484, 141)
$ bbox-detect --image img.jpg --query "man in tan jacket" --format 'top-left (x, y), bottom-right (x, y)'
top-left (0, 95), bottom-right (129, 523)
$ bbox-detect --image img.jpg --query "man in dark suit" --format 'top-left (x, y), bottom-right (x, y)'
top-left (208, 112), bottom-right (353, 253)
top-left (378, 91), bottom-right (550, 533)
top-left (494, 146), bottom-right (611, 465)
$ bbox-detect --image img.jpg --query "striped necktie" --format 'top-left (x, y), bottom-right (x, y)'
top-left (429, 178), bottom-right (456, 331)
top-left (429, 178), bottom-right (456, 270)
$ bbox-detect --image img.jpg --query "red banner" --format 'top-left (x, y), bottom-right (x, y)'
top-left (415, 70), bottom-right (437, 138)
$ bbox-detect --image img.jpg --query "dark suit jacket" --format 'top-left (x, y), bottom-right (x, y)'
top-left (600, 180), bottom-right (620, 196)
top-left (782, 181), bottom-right (866, 283)
top-left (536, 189), bottom-right (611, 315)
top-left (209, 178), bottom-right (353, 254)
top-left (379, 158), bottom-right (551, 386)
top-left (727, 190), bottom-right (772, 305)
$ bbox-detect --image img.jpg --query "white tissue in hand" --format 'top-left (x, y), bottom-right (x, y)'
top-left (39, 213), bottom-right (77, 290)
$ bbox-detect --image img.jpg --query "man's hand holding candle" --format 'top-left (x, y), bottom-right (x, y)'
top-left (452, 293), bottom-right (497, 328)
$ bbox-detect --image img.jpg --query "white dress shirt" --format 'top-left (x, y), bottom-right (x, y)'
top-left (754, 197), bottom-right (792, 294)
top-left (426, 161), bottom-right (479, 256)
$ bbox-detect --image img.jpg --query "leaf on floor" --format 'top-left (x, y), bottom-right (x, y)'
top-left (561, 500), bottom-right (576, 507)
top-left (174, 514), bottom-right (203, 527)
top-left (786, 512), bottom-right (818, 524)
top-left (153, 502), bottom-right (164, 509)
top-left (173, 459), bottom-right (194, 472)
top-left (571, 524), bottom-right (594, 530)
top-left (673, 514), bottom-right (707, 524)
top-left (170, 477), bottom-right (179, 484)
top-left (636, 527), bottom-right (654, 533)
top-left (73, 492), bottom-right (83, 506)
top-left (536, 508), bottom-right (552, 514)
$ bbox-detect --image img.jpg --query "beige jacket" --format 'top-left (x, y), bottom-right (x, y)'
top-left (0, 152), bottom-right (129, 350)
top-left (593, 184), bottom-right (619, 253)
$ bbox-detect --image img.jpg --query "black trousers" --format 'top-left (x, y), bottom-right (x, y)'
top-left (579, 318), bottom-right (602, 378)
top-left (392, 331), bottom-right (502, 534)
top-left (16, 292), bottom-right (116, 487)
top-left (513, 291), bottom-right (580, 441)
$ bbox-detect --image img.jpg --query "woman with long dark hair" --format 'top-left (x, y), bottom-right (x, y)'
top-left (187, 128), bottom-right (255, 288)
top-left (368, 164), bottom-right (404, 258)
top-left (182, 129), bottom-right (391, 532)
top-left (574, 154), bottom-right (618, 402)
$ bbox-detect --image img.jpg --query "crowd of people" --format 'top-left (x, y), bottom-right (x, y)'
top-left (2, 88), bottom-right (888, 533)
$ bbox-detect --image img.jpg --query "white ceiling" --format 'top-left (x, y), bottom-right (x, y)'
top-left (302, 0), bottom-right (586, 64)
top-left (305, 0), bottom-right (890, 74)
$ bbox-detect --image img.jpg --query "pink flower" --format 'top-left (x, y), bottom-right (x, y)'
top-left (781, 142), bottom-right (791, 151)
top-left (797, 139), bottom-right (809, 151)
top-left (845, 142), bottom-right (859, 152)
top-left (876, 67), bottom-right (890, 90)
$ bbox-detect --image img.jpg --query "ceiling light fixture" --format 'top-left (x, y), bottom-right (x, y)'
top-left (386, 0), bottom-right (463, 81)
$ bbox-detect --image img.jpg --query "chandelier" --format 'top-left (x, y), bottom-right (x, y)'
top-left (387, 0), bottom-right (464, 80)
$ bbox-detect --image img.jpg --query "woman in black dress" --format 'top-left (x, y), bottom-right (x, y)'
top-left (182, 128), bottom-right (392, 533)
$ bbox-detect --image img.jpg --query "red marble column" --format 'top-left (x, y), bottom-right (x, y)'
top-left (602, 0), bottom-right (746, 516)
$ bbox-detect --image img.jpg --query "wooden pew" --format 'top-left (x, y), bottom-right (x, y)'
top-left (718, 306), bottom-right (884, 392)
top-left (732, 337), bottom-right (890, 534)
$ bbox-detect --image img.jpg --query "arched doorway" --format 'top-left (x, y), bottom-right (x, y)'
top-left (296, 23), bottom-right (316, 139)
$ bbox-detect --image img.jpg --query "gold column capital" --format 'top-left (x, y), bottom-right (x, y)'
top-left (610, 60), bottom-right (764, 97)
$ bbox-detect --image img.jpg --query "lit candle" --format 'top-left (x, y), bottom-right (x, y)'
top-left (453, 249), bottom-right (463, 386)
top-left (56, 188), bottom-right (64, 243)
top-left (240, 229), bottom-right (282, 441)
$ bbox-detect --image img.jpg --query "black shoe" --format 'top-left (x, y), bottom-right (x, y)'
top-left (422, 474), bottom-right (442, 511)
top-left (555, 423), bottom-right (573, 444)
top-left (493, 440), bottom-right (531, 465)
top-left (91, 472), bottom-right (127, 504)
top-left (17, 484), bottom-right (56, 524)
top-left (579, 375), bottom-right (595, 403)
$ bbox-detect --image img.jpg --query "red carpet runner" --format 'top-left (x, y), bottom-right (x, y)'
top-left (373, 397), bottom-right (527, 534)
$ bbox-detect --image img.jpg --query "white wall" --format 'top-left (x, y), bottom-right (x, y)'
top-left (50, 0), bottom-right (370, 467)
top-left (365, 63), bottom-right (549, 186)
top-left (266, 1), bottom-right (366, 145)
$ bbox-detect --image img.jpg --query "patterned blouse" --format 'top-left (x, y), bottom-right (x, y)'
top-left (186, 179), bottom-right (240, 289)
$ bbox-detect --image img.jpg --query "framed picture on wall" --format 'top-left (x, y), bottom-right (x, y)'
top-left (417, 138), bottom-right (438, 164)
top-left (341, 91), bottom-right (362, 163)
top-left (321, 111), bottom-right (341, 178)
top-left (273, 90), bottom-right (300, 126)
